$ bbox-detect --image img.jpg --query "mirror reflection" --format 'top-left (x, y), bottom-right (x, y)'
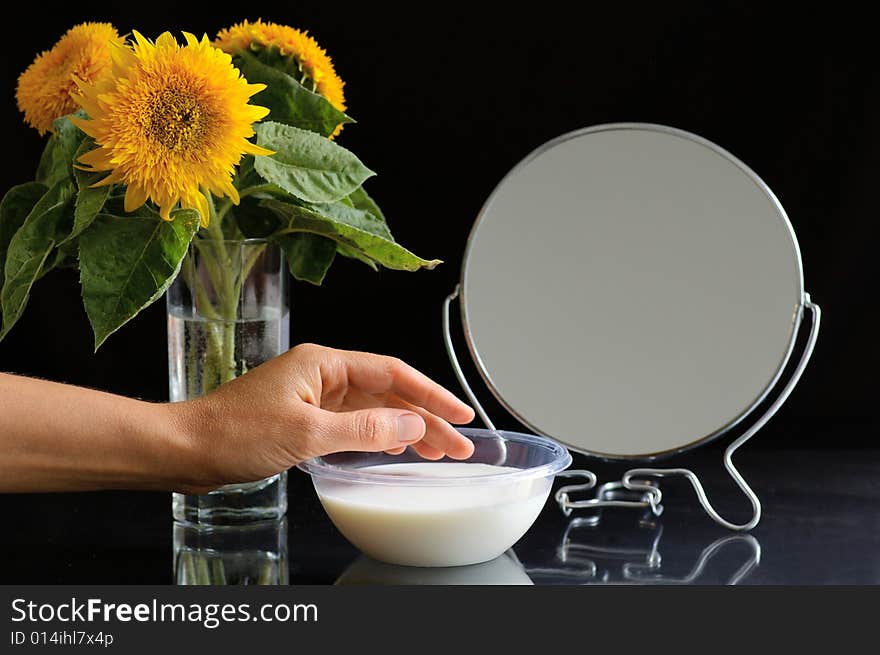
top-left (173, 519), bottom-right (288, 585)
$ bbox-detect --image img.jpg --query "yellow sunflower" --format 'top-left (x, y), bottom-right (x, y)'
top-left (16, 22), bottom-right (123, 135)
top-left (215, 19), bottom-right (346, 137)
top-left (71, 31), bottom-right (272, 225)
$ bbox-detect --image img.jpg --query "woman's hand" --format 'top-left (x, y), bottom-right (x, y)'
top-left (0, 345), bottom-right (474, 494)
top-left (169, 343), bottom-right (475, 490)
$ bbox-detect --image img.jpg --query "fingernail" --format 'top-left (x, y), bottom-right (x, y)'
top-left (397, 413), bottom-right (425, 442)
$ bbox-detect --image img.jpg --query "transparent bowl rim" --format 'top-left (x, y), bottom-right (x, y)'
top-left (296, 428), bottom-right (573, 487)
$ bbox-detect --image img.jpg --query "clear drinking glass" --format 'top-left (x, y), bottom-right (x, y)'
top-left (168, 238), bottom-right (289, 524)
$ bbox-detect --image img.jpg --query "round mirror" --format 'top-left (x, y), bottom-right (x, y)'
top-left (461, 124), bottom-right (804, 459)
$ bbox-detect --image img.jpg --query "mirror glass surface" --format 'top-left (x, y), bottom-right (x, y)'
top-left (462, 125), bottom-right (803, 458)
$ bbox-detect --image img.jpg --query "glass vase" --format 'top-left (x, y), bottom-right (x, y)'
top-left (173, 519), bottom-right (288, 585)
top-left (168, 238), bottom-right (289, 524)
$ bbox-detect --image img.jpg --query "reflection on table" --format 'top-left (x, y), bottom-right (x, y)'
top-left (335, 551), bottom-right (533, 585)
top-left (331, 515), bottom-right (760, 585)
top-left (173, 519), bottom-right (288, 585)
top-left (526, 515), bottom-right (761, 585)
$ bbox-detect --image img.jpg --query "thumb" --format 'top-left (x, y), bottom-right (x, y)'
top-left (309, 407), bottom-right (426, 454)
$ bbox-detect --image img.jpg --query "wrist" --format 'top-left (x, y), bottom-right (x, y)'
top-left (146, 399), bottom-right (222, 493)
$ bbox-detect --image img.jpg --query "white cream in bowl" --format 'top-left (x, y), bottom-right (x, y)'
top-left (300, 429), bottom-right (572, 568)
top-left (315, 463), bottom-right (550, 567)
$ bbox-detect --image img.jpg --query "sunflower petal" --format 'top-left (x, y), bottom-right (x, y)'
top-left (124, 184), bottom-right (149, 212)
top-left (109, 41), bottom-right (137, 71)
top-left (156, 32), bottom-right (177, 49)
top-left (194, 192), bottom-right (211, 227)
top-left (242, 141), bottom-right (275, 157)
top-left (90, 169), bottom-right (125, 188)
top-left (131, 30), bottom-right (152, 50)
top-left (77, 147), bottom-right (114, 170)
top-left (224, 182), bottom-right (240, 205)
top-left (158, 197), bottom-right (177, 221)
top-left (69, 114), bottom-right (100, 138)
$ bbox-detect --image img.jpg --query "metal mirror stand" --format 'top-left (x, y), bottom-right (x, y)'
top-left (443, 285), bottom-right (821, 531)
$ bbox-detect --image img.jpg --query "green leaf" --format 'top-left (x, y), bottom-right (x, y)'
top-left (254, 121), bottom-right (375, 203)
top-left (348, 186), bottom-right (387, 224)
top-left (233, 199), bottom-right (282, 238)
top-left (336, 243), bottom-right (379, 271)
top-left (40, 239), bottom-right (79, 277)
top-left (0, 182), bottom-right (49, 294)
top-left (335, 188), bottom-right (391, 269)
top-left (234, 51), bottom-right (353, 137)
top-left (234, 186), bottom-right (392, 273)
top-left (260, 199), bottom-right (441, 272)
top-left (0, 181), bottom-right (75, 339)
top-left (78, 209), bottom-right (199, 349)
top-left (272, 233), bottom-right (337, 285)
top-left (311, 200), bottom-right (394, 241)
top-left (65, 138), bottom-right (111, 243)
top-left (35, 114), bottom-right (86, 188)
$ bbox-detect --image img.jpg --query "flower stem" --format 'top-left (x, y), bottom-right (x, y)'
top-left (183, 195), bottom-right (269, 395)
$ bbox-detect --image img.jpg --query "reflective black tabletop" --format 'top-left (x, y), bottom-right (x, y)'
top-left (3, 447), bottom-right (878, 585)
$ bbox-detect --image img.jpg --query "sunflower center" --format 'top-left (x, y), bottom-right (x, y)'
top-left (146, 85), bottom-right (207, 151)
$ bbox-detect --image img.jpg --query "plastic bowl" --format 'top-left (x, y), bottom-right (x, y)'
top-left (298, 428), bottom-right (572, 567)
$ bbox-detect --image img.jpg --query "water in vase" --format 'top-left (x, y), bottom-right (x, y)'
top-left (168, 308), bottom-right (290, 401)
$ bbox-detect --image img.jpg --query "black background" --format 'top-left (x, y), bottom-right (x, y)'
top-left (0, 1), bottom-right (877, 449)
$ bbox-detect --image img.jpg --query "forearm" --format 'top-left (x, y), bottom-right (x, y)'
top-left (0, 373), bottom-right (198, 492)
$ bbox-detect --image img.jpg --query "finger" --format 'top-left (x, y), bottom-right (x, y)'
top-left (303, 404), bottom-right (426, 455)
top-left (337, 389), bottom-right (426, 456)
top-left (411, 440), bottom-right (446, 460)
top-left (394, 395), bottom-right (475, 460)
top-left (340, 389), bottom-right (474, 460)
top-left (337, 350), bottom-right (475, 424)
top-left (334, 387), bottom-right (389, 414)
